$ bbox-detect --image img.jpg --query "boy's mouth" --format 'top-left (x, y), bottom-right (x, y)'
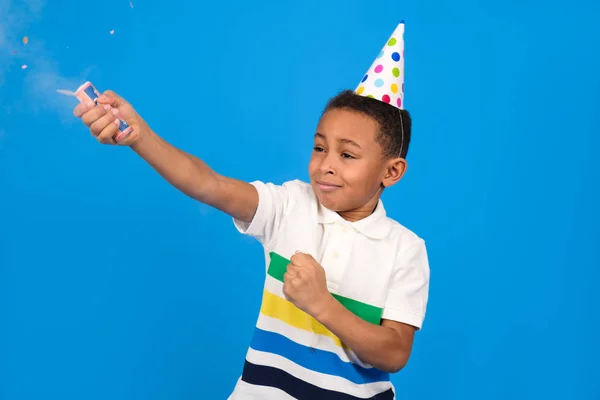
top-left (316, 180), bottom-right (342, 192)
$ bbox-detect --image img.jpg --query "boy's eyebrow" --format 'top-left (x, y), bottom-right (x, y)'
top-left (314, 132), bottom-right (362, 149)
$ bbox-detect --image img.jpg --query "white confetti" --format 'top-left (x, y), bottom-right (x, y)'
top-left (110, 29), bottom-right (115, 35)
top-left (21, 64), bottom-right (27, 69)
top-left (130, 1), bottom-right (134, 8)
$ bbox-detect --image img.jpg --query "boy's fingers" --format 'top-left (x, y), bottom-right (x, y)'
top-left (97, 90), bottom-right (122, 108)
top-left (89, 107), bottom-right (118, 137)
top-left (290, 252), bottom-right (311, 267)
top-left (96, 119), bottom-right (120, 144)
top-left (287, 264), bottom-right (298, 274)
top-left (81, 104), bottom-right (109, 126)
top-left (283, 271), bottom-right (295, 283)
top-left (74, 101), bottom-right (95, 118)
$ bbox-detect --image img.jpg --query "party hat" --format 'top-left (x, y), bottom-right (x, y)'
top-left (355, 22), bottom-right (405, 109)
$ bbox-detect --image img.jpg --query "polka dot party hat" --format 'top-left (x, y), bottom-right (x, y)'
top-left (355, 22), bottom-right (405, 110)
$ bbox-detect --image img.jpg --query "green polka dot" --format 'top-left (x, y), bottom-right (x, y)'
top-left (367, 94), bottom-right (375, 98)
top-left (387, 38), bottom-right (397, 46)
top-left (392, 67), bottom-right (400, 77)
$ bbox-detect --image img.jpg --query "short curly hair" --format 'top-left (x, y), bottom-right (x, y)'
top-left (321, 90), bottom-right (412, 159)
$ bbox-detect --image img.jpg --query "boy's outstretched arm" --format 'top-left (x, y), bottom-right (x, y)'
top-left (130, 128), bottom-right (258, 222)
top-left (73, 90), bottom-right (258, 223)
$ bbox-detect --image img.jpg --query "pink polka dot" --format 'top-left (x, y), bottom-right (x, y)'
top-left (374, 64), bottom-right (384, 73)
top-left (397, 97), bottom-right (402, 108)
top-left (382, 94), bottom-right (391, 103)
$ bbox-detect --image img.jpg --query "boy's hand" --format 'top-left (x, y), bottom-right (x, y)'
top-left (283, 252), bottom-right (335, 319)
top-left (73, 90), bottom-right (148, 146)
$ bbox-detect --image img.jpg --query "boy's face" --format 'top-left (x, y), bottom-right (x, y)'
top-left (309, 108), bottom-right (406, 221)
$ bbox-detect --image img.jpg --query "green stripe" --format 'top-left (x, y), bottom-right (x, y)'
top-left (267, 252), bottom-right (383, 325)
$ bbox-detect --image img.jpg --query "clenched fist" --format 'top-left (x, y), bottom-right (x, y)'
top-left (283, 252), bottom-right (334, 319)
top-left (73, 90), bottom-right (148, 146)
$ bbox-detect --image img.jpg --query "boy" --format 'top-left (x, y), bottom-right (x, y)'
top-left (74, 22), bottom-right (429, 399)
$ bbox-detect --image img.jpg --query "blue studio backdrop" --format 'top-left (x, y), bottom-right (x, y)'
top-left (1, 0), bottom-right (599, 399)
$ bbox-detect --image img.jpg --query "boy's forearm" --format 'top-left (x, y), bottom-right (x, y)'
top-left (130, 129), bottom-right (258, 222)
top-left (315, 296), bottom-right (412, 373)
top-left (130, 129), bottom-right (218, 200)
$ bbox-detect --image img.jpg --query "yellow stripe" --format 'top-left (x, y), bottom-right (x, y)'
top-left (259, 289), bottom-right (347, 349)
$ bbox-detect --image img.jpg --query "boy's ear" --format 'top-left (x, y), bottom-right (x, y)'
top-left (382, 157), bottom-right (408, 188)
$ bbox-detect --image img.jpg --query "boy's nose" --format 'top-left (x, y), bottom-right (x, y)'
top-left (318, 159), bottom-right (336, 175)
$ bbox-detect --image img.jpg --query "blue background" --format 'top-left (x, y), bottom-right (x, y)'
top-left (1, 0), bottom-right (599, 399)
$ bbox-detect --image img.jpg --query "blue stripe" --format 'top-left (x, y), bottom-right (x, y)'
top-left (250, 327), bottom-right (389, 385)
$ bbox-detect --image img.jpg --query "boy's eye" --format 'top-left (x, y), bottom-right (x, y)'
top-left (313, 146), bottom-right (324, 152)
top-left (341, 153), bottom-right (354, 159)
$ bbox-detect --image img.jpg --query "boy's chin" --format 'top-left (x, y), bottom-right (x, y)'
top-left (314, 191), bottom-right (345, 212)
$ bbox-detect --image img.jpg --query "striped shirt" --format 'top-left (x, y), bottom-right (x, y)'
top-left (228, 180), bottom-right (430, 399)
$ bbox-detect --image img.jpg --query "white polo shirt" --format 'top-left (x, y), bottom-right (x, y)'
top-left (228, 179), bottom-right (430, 400)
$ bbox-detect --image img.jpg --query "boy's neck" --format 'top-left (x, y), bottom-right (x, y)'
top-left (337, 196), bottom-right (380, 222)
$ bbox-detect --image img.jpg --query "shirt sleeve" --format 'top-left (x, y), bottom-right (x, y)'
top-left (232, 180), bottom-right (294, 246)
top-left (381, 239), bottom-right (431, 330)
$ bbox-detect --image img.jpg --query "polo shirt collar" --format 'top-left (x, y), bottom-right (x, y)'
top-left (317, 199), bottom-right (391, 239)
